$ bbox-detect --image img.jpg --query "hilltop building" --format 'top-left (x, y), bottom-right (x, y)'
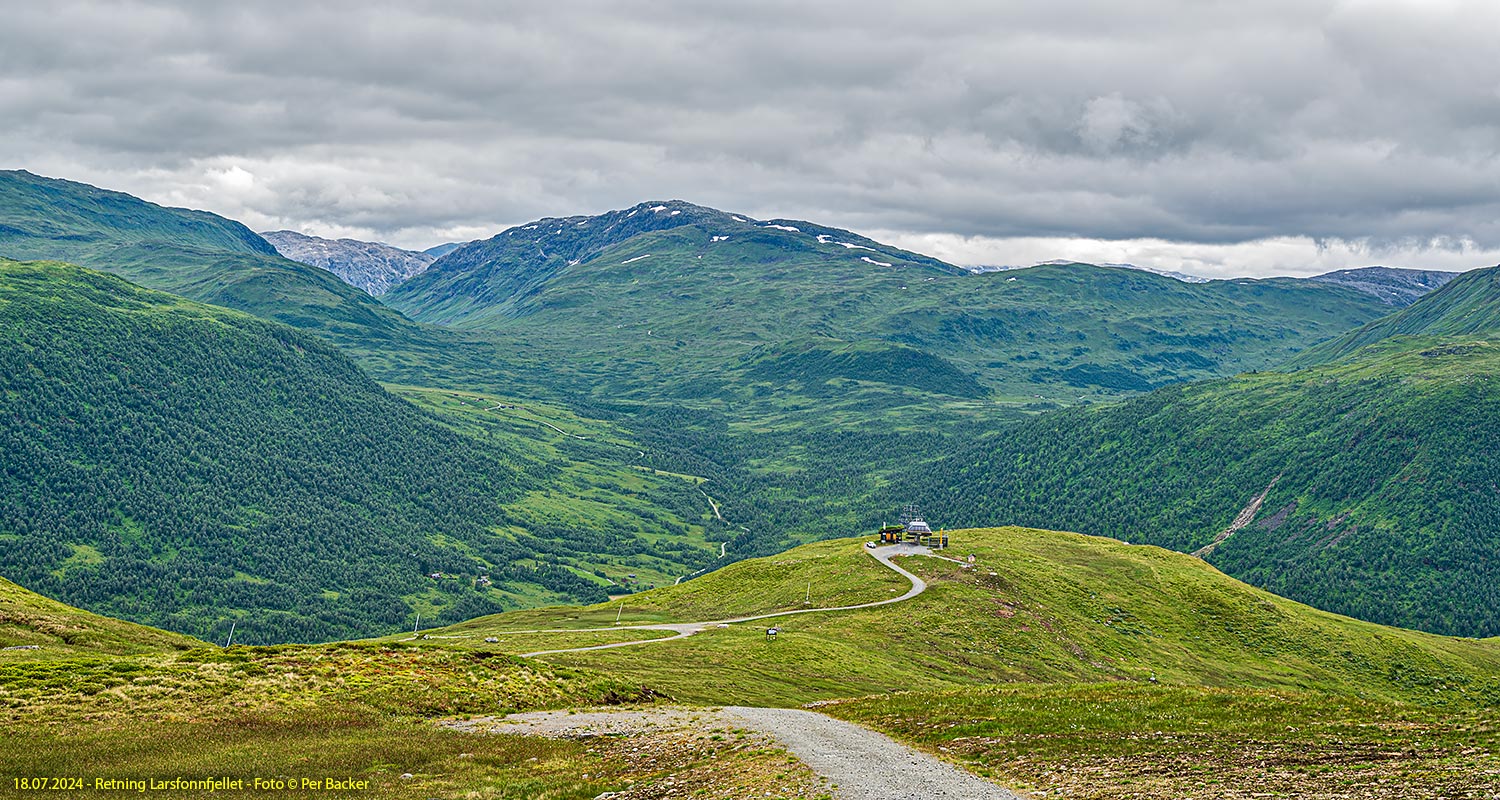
top-left (875, 505), bottom-right (948, 548)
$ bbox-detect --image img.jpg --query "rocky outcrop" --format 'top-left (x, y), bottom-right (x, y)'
top-left (1310, 267), bottom-right (1457, 306)
top-left (260, 230), bottom-right (435, 295)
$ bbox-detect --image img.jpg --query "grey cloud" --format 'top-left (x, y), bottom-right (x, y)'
top-left (2, 0), bottom-right (1499, 264)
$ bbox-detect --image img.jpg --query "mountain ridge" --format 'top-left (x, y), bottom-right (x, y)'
top-left (384, 199), bottom-right (958, 324)
top-left (0, 170), bottom-right (419, 347)
top-left (1288, 263), bottom-right (1500, 367)
top-left (1309, 265), bottom-right (1459, 306)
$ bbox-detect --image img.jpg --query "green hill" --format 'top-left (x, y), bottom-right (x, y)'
top-left (384, 202), bottom-right (1395, 407)
top-left (9, 531), bottom-right (1499, 799)
top-left (889, 332), bottom-right (1500, 636)
top-left (0, 575), bottom-right (203, 658)
top-left (0, 170), bottom-right (416, 347)
top-left (1288, 263), bottom-right (1500, 367)
top-left (0, 261), bottom-right (731, 644)
top-left (423, 529), bottom-right (1500, 707)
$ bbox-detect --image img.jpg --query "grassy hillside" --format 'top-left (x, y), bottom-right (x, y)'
top-left (825, 684), bottom-right (1500, 798)
top-left (1289, 263), bottom-right (1500, 366)
top-left (889, 334), bottom-right (1500, 637)
top-left (0, 591), bottom-right (804, 799)
top-left (0, 575), bottom-right (203, 658)
top-left (0, 261), bottom-right (730, 644)
top-left (6, 530), bottom-right (1495, 798)
top-left (428, 529), bottom-right (1500, 792)
top-left (0, 170), bottom-right (417, 347)
top-left (431, 529), bottom-right (1500, 707)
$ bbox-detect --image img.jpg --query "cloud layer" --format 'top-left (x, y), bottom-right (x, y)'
top-left (3, 1), bottom-right (1499, 275)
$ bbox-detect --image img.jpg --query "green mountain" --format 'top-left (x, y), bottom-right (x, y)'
top-left (0, 260), bottom-right (730, 644)
top-left (1289, 263), bottom-right (1500, 367)
top-left (889, 287), bottom-right (1500, 635)
top-left (0, 170), bottom-right (415, 346)
top-left (385, 201), bottom-right (1396, 407)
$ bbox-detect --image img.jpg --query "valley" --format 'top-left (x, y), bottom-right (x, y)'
top-left (2, 172), bottom-right (1499, 797)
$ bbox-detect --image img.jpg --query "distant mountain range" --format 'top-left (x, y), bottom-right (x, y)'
top-left (260, 230), bottom-right (436, 295)
top-left (4, 169), bottom-right (1498, 643)
top-left (970, 261), bottom-right (1457, 306)
top-left (381, 199), bottom-right (1404, 406)
top-left (1308, 266), bottom-right (1459, 307)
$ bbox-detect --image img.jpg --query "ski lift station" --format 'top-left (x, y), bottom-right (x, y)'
top-left (875, 504), bottom-right (949, 548)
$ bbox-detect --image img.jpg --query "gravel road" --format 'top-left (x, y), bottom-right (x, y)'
top-left (724, 706), bottom-right (1022, 800)
top-left (513, 543), bottom-right (931, 657)
top-left (469, 704), bottom-right (1022, 799)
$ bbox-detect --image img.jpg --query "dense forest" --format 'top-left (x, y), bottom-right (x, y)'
top-left (0, 261), bottom-right (618, 644)
top-left (888, 337), bottom-right (1500, 637)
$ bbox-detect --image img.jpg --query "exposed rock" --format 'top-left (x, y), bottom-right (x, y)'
top-left (260, 230), bottom-right (435, 295)
top-left (1310, 266), bottom-right (1458, 306)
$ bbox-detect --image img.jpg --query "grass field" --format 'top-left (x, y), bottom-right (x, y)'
top-left (437, 537), bottom-right (909, 633)
top-left (6, 528), bottom-right (1499, 797)
top-left (512, 529), bottom-right (1500, 707)
top-left (825, 683), bottom-right (1500, 798)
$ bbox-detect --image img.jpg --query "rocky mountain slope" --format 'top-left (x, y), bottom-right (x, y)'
top-left (1309, 265), bottom-right (1458, 306)
top-left (261, 229), bottom-right (435, 295)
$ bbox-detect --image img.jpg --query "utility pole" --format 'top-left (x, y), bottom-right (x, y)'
top-left (224, 621), bottom-right (236, 648)
top-left (413, 613), bottom-right (420, 635)
top-left (615, 601), bottom-right (625, 624)
top-left (805, 581), bottom-right (811, 604)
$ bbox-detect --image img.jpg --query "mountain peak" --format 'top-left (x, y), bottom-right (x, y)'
top-left (387, 200), bottom-right (963, 321)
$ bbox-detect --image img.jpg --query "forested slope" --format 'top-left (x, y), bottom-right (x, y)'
top-left (0, 260), bottom-right (618, 644)
top-left (897, 336), bottom-right (1500, 636)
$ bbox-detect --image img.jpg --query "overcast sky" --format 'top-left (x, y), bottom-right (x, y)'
top-left (4, 0), bottom-right (1499, 277)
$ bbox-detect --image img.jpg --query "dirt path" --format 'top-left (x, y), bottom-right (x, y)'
top-left (460, 705), bottom-right (1021, 799)
top-left (516, 544), bottom-right (930, 657)
top-left (701, 489), bottom-right (724, 521)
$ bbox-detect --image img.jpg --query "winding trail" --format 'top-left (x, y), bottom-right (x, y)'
top-left (517, 543), bottom-right (930, 657)
top-left (448, 546), bottom-right (1021, 798)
